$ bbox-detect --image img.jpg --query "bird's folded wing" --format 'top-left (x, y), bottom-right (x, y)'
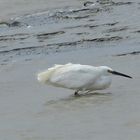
top-left (50, 65), bottom-right (98, 89)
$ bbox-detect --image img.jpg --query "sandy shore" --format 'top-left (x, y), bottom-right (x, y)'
top-left (0, 47), bottom-right (139, 140)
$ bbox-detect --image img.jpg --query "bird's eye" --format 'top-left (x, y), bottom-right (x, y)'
top-left (107, 70), bottom-right (112, 73)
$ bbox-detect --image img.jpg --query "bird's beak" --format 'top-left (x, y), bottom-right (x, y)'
top-left (108, 70), bottom-right (132, 79)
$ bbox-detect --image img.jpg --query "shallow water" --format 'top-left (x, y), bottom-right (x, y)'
top-left (0, 0), bottom-right (140, 140)
top-left (0, 49), bottom-right (139, 140)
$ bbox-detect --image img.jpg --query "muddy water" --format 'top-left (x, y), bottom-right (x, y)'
top-left (0, 0), bottom-right (140, 140)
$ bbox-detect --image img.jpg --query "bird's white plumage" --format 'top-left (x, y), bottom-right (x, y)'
top-left (37, 63), bottom-right (112, 92)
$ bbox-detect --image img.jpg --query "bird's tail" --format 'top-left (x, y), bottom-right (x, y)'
top-left (37, 64), bottom-right (63, 84)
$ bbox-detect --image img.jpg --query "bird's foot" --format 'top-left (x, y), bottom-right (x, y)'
top-left (74, 91), bottom-right (80, 96)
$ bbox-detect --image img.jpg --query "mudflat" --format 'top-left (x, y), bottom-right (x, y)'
top-left (0, 0), bottom-right (140, 139)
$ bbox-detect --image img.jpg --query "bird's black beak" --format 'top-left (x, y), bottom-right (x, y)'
top-left (108, 70), bottom-right (132, 79)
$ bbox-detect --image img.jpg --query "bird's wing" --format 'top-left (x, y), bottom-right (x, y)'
top-left (49, 64), bottom-right (99, 89)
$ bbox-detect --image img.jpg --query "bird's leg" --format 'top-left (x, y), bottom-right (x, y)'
top-left (74, 90), bottom-right (80, 96)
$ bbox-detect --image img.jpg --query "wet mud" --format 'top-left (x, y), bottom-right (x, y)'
top-left (0, 0), bottom-right (140, 65)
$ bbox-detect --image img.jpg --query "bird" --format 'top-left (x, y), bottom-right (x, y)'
top-left (37, 63), bottom-right (132, 95)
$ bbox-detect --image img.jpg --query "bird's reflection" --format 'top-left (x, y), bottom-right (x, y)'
top-left (45, 92), bottom-right (112, 107)
top-left (36, 92), bottom-right (113, 116)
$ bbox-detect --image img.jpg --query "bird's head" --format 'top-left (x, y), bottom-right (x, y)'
top-left (99, 66), bottom-right (132, 79)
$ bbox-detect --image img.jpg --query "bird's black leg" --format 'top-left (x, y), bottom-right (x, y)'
top-left (74, 90), bottom-right (79, 96)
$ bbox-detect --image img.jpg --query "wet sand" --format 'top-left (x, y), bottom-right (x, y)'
top-left (0, 0), bottom-right (140, 139)
top-left (0, 47), bottom-right (140, 140)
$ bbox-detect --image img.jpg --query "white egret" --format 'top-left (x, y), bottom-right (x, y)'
top-left (37, 63), bottom-right (132, 95)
